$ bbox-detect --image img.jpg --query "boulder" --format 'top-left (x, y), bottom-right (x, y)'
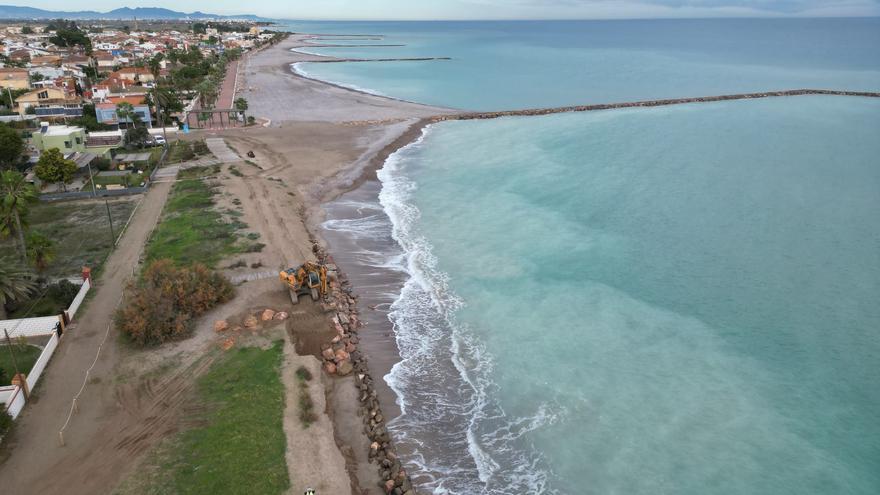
top-left (384, 480), bottom-right (395, 494)
top-left (221, 337), bottom-right (235, 351)
top-left (323, 361), bottom-right (337, 374)
top-left (337, 359), bottom-right (354, 376)
top-left (334, 349), bottom-right (350, 363)
top-left (243, 315), bottom-right (258, 328)
top-left (260, 309), bottom-right (276, 321)
top-left (321, 348), bottom-right (336, 361)
top-left (273, 311), bottom-right (289, 321)
top-left (213, 320), bottom-right (229, 332)
top-left (345, 341), bottom-right (357, 353)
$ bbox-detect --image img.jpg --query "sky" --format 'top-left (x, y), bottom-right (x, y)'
top-left (21, 0), bottom-right (880, 20)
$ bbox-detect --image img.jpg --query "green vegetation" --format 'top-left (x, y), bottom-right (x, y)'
top-left (6, 280), bottom-right (79, 319)
top-left (174, 343), bottom-right (288, 493)
top-left (117, 342), bottom-right (289, 494)
top-left (0, 344), bottom-right (41, 386)
top-left (0, 199), bottom-right (138, 278)
top-left (145, 179), bottom-right (244, 266)
top-left (179, 165), bottom-right (221, 180)
top-left (0, 123), bottom-right (25, 168)
top-left (167, 140), bottom-right (211, 164)
top-left (296, 365), bottom-right (317, 427)
top-left (34, 148), bottom-right (78, 191)
top-left (0, 257), bottom-right (37, 320)
top-left (0, 170), bottom-right (38, 262)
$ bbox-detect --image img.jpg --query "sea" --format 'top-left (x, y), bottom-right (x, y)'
top-left (281, 19), bottom-right (880, 494)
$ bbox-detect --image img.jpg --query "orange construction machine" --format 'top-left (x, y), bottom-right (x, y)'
top-left (279, 262), bottom-right (328, 304)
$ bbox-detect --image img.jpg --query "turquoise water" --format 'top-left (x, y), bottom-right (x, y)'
top-left (380, 96), bottom-right (880, 494)
top-left (300, 18), bottom-right (880, 494)
top-left (286, 19), bottom-right (880, 110)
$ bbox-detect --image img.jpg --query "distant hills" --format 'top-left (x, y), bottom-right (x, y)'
top-left (0, 5), bottom-right (265, 21)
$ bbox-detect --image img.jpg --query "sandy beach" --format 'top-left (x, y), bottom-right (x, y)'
top-left (207, 35), bottom-right (454, 494)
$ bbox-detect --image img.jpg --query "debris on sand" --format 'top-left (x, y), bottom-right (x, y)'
top-left (261, 308), bottom-right (277, 321)
top-left (214, 320), bottom-right (229, 332)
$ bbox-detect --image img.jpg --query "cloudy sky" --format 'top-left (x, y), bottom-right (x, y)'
top-left (25, 0), bottom-right (880, 19)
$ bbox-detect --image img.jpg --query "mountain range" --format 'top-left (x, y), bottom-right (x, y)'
top-left (0, 5), bottom-right (265, 21)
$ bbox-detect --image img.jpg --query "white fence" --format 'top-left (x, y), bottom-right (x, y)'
top-left (66, 279), bottom-right (90, 320)
top-left (2, 386), bottom-right (26, 419)
top-left (1, 279), bottom-right (91, 421)
top-left (25, 333), bottom-right (59, 392)
top-left (0, 316), bottom-right (60, 339)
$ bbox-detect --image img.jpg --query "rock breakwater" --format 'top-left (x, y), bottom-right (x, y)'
top-left (309, 235), bottom-right (418, 495)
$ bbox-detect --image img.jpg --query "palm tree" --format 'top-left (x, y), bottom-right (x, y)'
top-left (26, 231), bottom-right (55, 273)
top-left (0, 257), bottom-right (36, 320)
top-left (152, 86), bottom-right (178, 144)
top-left (196, 80), bottom-right (218, 109)
top-left (0, 170), bottom-right (38, 263)
top-left (115, 101), bottom-right (135, 129)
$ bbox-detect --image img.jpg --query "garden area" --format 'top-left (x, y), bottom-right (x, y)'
top-left (0, 342), bottom-right (42, 386)
top-left (115, 342), bottom-right (289, 495)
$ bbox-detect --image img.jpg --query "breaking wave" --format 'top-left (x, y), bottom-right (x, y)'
top-left (376, 126), bottom-right (561, 494)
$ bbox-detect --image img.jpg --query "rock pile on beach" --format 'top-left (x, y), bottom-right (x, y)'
top-left (311, 238), bottom-right (418, 495)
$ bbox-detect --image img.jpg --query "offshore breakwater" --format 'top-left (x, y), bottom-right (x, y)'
top-left (434, 89), bottom-right (880, 121)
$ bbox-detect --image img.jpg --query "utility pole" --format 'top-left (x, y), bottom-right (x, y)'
top-left (87, 161), bottom-right (97, 197)
top-left (105, 199), bottom-right (115, 243)
top-left (3, 329), bottom-right (21, 380)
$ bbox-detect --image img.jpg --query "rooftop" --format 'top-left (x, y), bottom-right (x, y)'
top-left (38, 124), bottom-right (83, 137)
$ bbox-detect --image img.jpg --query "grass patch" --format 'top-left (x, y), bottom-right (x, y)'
top-left (177, 164), bottom-right (221, 180)
top-left (117, 342), bottom-right (290, 494)
top-left (0, 344), bottom-right (42, 385)
top-left (145, 180), bottom-right (243, 267)
top-left (228, 165), bottom-right (243, 177)
top-left (0, 199), bottom-right (137, 278)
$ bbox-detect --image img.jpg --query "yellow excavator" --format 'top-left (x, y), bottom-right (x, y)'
top-left (279, 262), bottom-right (328, 304)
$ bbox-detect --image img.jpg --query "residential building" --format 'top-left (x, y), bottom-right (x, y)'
top-left (95, 95), bottom-right (152, 128)
top-left (0, 67), bottom-right (29, 89)
top-left (31, 123), bottom-right (120, 158)
top-left (113, 67), bottom-right (155, 84)
top-left (31, 123), bottom-right (86, 153)
top-left (14, 87), bottom-right (83, 117)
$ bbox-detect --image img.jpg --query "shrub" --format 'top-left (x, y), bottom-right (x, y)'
top-left (0, 403), bottom-right (11, 436)
top-left (191, 140), bottom-right (209, 155)
top-left (295, 366), bottom-right (312, 382)
top-left (116, 260), bottom-right (234, 346)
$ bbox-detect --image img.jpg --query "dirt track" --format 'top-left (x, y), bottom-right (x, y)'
top-left (0, 181), bottom-right (177, 494)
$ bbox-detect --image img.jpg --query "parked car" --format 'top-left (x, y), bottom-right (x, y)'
top-left (154, 135), bottom-right (166, 145)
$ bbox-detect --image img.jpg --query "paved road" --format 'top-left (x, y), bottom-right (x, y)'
top-left (205, 138), bottom-right (241, 163)
top-left (0, 181), bottom-right (174, 494)
top-left (216, 58), bottom-right (239, 110)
